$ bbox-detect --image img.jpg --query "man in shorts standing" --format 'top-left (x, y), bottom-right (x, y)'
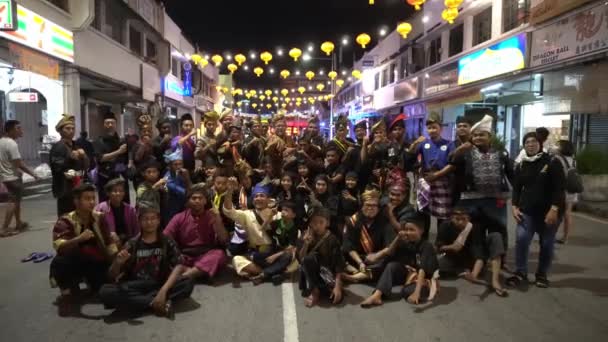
top-left (0, 120), bottom-right (39, 237)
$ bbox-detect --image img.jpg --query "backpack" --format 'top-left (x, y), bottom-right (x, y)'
top-left (556, 155), bottom-right (584, 194)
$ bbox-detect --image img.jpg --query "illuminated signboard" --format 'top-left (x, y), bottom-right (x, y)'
top-left (8, 92), bottom-right (38, 102)
top-left (0, 5), bottom-right (74, 62)
top-left (458, 33), bottom-right (526, 86)
top-left (0, 0), bottom-right (17, 31)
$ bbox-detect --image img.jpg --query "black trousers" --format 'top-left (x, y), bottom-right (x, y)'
top-left (99, 278), bottom-right (194, 312)
top-left (49, 254), bottom-right (109, 292)
top-left (298, 254), bottom-right (333, 296)
top-left (252, 251), bottom-right (293, 279)
top-left (56, 193), bottom-right (75, 218)
top-left (375, 261), bottom-right (408, 297)
top-left (439, 232), bottom-right (505, 276)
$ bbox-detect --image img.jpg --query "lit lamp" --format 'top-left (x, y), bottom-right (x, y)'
top-left (260, 95), bottom-right (266, 101)
top-left (252, 103), bottom-right (258, 109)
top-left (266, 104), bottom-right (272, 109)
top-left (227, 63), bottom-right (238, 74)
top-left (321, 41), bottom-right (335, 56)
top-left (397, 22), bottom-right (413, 39)
top-left (316, 83), bottom-right (325, 91)
top-left (356, 33), bottom-right (371, 48)
top-left (407, 0), bottom-right (425, 11)
top-left (289, 48), bottom-right (302, 61)
top-left (191, 54), bottom-right (203, 65)
top-left (265, 90), bottom-right (273, 97)
top-left (352, 69), bottom-right (362, 79)
top-left (254, 67), bottom-right (264, 77)
top-left (445, 0), bottom-right (463, 8)
top-left (298, 86), bottom-right (306, 94)
top-left (280, 70), bottom-right (291, 79)
top-left (336, 79), bottom-right (345, 87)
top-left (260, 51), bottom-right (273, 65)
top-left (442, 7), bottom-right (459, 24)
top-left (234, 54), bottom-right (247, 66)
top-left (328, 71), bottom-right (338, 80)
top-left (211, 54), bottom-right (223, 66)
top-left (281, 89), bottom-right (289, 96)
top-left (272, 97), bottom-right (279, 103)
top-left (306, 71), bottom-right (315, 80)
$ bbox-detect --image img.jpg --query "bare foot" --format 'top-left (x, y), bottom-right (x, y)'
top-left (342, 272), bottom-right (370, 283)
top-left (360, 292), bottom-right (383, 308)
top-left (463, 272), bottom-right (487, 286)
top-left (304, 289), bottom-right (320, 308)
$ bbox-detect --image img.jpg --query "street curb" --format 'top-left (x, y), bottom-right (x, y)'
top-left (575, 201), bottom-right (608, 220)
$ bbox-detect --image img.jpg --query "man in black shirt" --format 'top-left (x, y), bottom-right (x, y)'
top-left (94, 112), bottom-right (128, 203)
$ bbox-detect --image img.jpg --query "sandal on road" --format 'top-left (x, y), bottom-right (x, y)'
top-left (17, 222), bottom-right (30, 231)
top-left (21, 252), bottom-right (39, 262)
top-left (491, 286), bottom-right (509, 297)
top-left (506, 272), bottom-right (528, 287)
top-left (33, 252), bottom-right (54, 263)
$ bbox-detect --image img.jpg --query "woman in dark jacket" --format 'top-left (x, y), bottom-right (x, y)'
top-left (508, 132), bottom-right (565, 288)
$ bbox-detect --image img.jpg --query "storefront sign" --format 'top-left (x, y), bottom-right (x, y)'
top-left (394, 77), bottom-right (419, 102)
top-left (183, 62), bottom-right (193, 97)
top-left (458, 33), bottom-right (526, 85)
top-left (530, 2), bottom-right (608, 68)
top-left (0, 0), bottom-right (17, 31)
top-left (530, 0), bottom-right (594, 24)
top-left (8, 43), bottom-right (59, 80)
top-left (8, 92), bottom-right (38, 102)
top-left (423, 62), bottom-right (458, 96)
top-left (0, 5), bottom-right (74, 62)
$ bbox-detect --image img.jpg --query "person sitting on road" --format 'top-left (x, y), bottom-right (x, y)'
top-left (95, 178), bottom-right (139, 246)
top-left (136, 161), bottom-right (165, 212)
top-left (164, 184), bottom-right (229, 281)
top-left (248, 201), bottom-right (299, 286)
top-left (360, 213), bottom-right (439, 307)
top-left (222, 179), bottom-right (276, 278)
top-left (49, 183), bottom-right (118, 315)
top-left (342, 189), bottom-right (395, 283)
top-left (99, 207), bottom-right (194, 319)
top-left (436, 207), bottom-right (508, 297)
top-left (298, 206), bottom-right (345, 308)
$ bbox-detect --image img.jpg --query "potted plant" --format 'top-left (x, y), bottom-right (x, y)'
top-left (576, 146), bottom-right (608, 202)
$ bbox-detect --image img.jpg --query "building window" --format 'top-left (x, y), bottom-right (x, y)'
top-left (474, 7), bottom-right (493, 46)
top-left (381, 68), bottom-right (389, 87)
top-left (374, 73), bottom-right (380, 90)
top-left (503, 0), bottom-right (530, 32)
top-left (427, 36), bottom-right (441, 67)
top-left (390, 63), bottom-right (397, 83)
top-left (146, 38), bottom-right (157, 63)
top-left (45, 0), bottom-right (70, 12)
top-left (93, 0), bottom-right (126, 44)
top-left (412, 45), bottom-right (425, 73)
top-left (171, 57), bottom-right (180, 78)
top-left (399, 54), bottom-right (408, 80)
top-left (449, 24), bottom-right (464, 57)
top-left (129, 26), bottom-right (143, 56)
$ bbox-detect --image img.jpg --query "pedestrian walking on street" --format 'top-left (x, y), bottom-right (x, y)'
top-left (0, 120), bottom-right (40, 237)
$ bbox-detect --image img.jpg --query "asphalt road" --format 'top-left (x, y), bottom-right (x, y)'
top-left (0, 194), bottom-right (607, 342)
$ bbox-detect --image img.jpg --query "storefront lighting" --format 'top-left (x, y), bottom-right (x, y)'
top-left (422, 16), bottom-right (429, 23)
top-left (481, 83), bottom-right (503, 92)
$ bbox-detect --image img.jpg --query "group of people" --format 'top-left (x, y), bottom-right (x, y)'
top-left (1, 105), bottom-right (574, 317)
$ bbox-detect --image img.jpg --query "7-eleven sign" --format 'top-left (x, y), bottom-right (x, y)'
top-left (0, 0), bottom-right (17, 31)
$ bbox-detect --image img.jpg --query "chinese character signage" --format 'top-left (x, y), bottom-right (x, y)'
top-left (530, 2), bottom-right (608, 68)
top-left (458, 34), bottom-right (527, 86)
top-left (530, 0), bottom-right (594, 24)
top-left (0, 5), bottom-right (74, 62)
top-left (0, 0), bottom-right (17, 31)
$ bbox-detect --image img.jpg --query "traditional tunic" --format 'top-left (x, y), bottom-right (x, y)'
top-left (165, 170), bottom-right (188, 222)
top-left (171, 134), bottom-right (196, 172)
top-left (49, 140), bottom-right (88, 217)
top-left (94, 133), bottom-right (127, 203)
top-left (164, 209), bottom-right (227, 277)
top-left (95, 201), bottom-right (140, 242)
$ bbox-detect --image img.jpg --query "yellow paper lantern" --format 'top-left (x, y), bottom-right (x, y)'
top-left (252, 103), bottom-right (258, 109)
top-left (260, 51), bottom-right (273, 65)
top-left (289, 48), bottom-right (302, 61)
top-left (280, 70), bottom-right (291, 79)
top-left (356, 33), bottom-right (371, 49)
top-left (316, 83), bottom-right (325, 91)
top-left (285, 97), bottom-right (292, 103)
top-left (200, 58), bottom-right (209, 68)
top-left (272, 97), bottom-right (279, 103)
top-left (281, 89), bottom-right (289, 97)
top-left (336, 79), bottom-right (345, 87)
top-left (306, 71), bottom-right (315, 80)
top-left (211, 54), bottom-right (223, 66)
top-left (442, 7), bottom-right (459, 24)
top-left (370, 0), bottom-right (374, 4)
top-left (352, 69), bottom-right (362, 79)
top-left (254, 67), bottom-right (264, 77)
top-left (407, 0), bottom-right (425, 11)
top-left (397, 22), bottom-right (413, 39)
top-left (445, 0), bottom-right (463, 8)
top-left (237, 101), bottom-right (243, 107)
top-left (223, 87), bottom-right (229, 93)
top-left (308, 97), bottom-right (315, 104)
top-left (281, 103), bottom-right (287, 108)
top-left (245, 93), bottom-right (252, 99)
top-left (236, 88), bottom-right (243, 95)
top-left (227, 63), bottom-right (238, 74)
top-left (296, 102), bottom-right (301, 107)
top-left (234, 54), bottom-right (247, 66)
top-left (317, 95), bottom-right (324, 101)
top-left (191, 54), bottom-right (203, 65)
top-left (328, 71), bottom-right (338, 80)
top-left (297, 87), bottom-right (305, 95)
top-left (265, 90), bottom-right (273, 97)
top-left (260, 95), bottom-right (266, 101)
top-left (321, 41), bottom-right (335, 56)
top-left (266, 103), bottom-right (272, 109)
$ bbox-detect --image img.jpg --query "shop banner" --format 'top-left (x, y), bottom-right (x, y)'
top-left (530, 2), bottom-right (608, 68)
top-left (423, 62), bottom-right (458, 96)
top-left (8, 92), bottom-right (38, 102)
top-left (394, 77), bottom-right (419, 103)
top-left (0, 5), bottom-right (74, 62)
top-left (458, 33), bottom-right (527, 86)
top-left (8, 42), bottom-right (59, 80)
top-left (530, 0), bottom-right (594, 24)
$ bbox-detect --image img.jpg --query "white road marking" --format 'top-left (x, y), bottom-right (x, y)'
top-left (573, 212), bottom-right (608, 225)
top-left (282, 282), bottom-right (299, 342)
top-left (22, 194), bottom-right (43, 200)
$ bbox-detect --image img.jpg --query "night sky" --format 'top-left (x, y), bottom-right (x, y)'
top-left (162, 0), bottom-right (414, 89)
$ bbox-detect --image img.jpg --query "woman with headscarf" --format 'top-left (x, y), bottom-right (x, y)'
top-left (508, 132), bottom-right (565, 288)
top-left (50, 114), bottom-right (89, 217)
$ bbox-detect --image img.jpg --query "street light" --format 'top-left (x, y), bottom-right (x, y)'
top-left (250, 52), bottom-right (257, 59)
top-left (308, 44), bottom-right (314, 52)
top-left (342, 70), bottom-right (347, 76)
top-left (226, 54), bottom-right (232, 60)
top-left (277, 48), bottom-right (284, 56)
top-left (379, 29), bottom-right (387, 36)
top-left (244, 65), bottom-right (249, 70)
top-left (295, 70), bottom-right (300, 75)
top-left (342, 38), bottom-right (348, 46)
top-left (269, 68), bottom-right (275, 74)
top-left (302, 54), bottom-right (311, 61)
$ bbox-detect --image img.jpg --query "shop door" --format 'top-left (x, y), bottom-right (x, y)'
top-left (7, 90), bottom-right (48, 164)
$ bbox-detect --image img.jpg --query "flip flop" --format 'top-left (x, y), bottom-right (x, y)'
top-left (21, 252), bottom-right (39, 262)
top-left (492, 286), bottom-right (509, 298)
top-left (33, 252), bottom-right (53, 263)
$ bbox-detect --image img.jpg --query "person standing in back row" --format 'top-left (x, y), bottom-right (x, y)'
top-left (0, 120), bottom-right (40, 237)
top-left (94, 112), bottom-right (128, 203)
